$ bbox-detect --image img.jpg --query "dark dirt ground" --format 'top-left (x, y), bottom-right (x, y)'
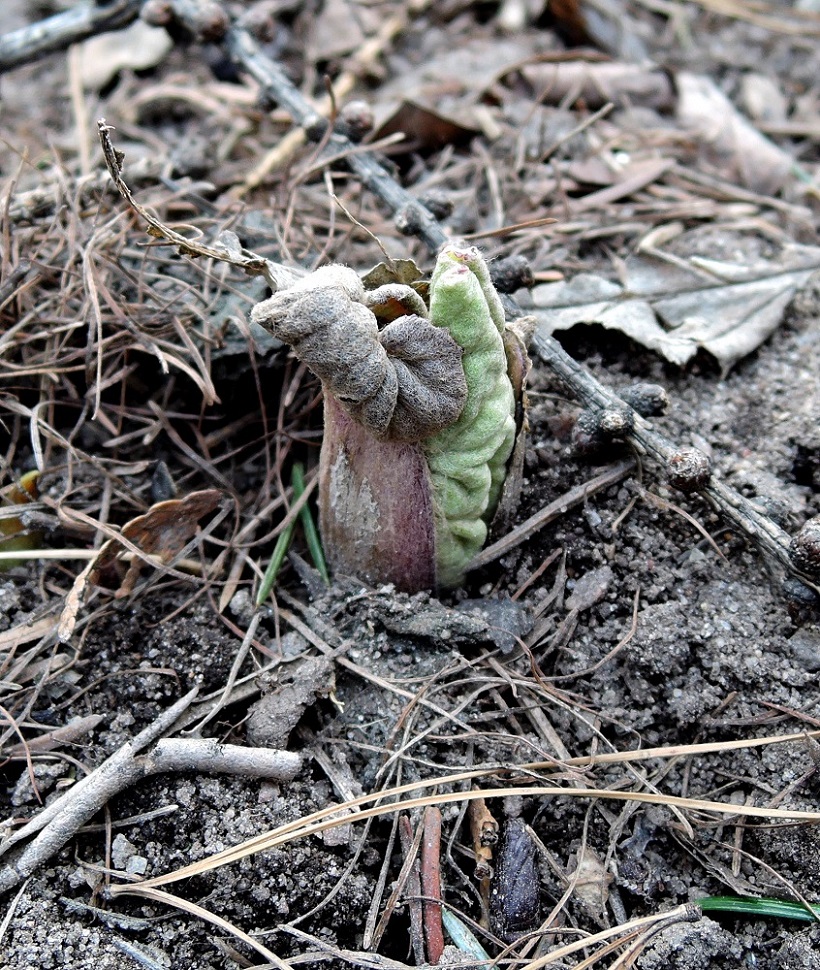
top-left (2, 2), bottom-right (820, 969)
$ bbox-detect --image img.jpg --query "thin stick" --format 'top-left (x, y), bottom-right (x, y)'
top-left (376, 816), bottom-right (425, 960)
top-left (0, 0), bottom-right (142, 72)
top-left (468, 460), bottom-right (634, 570)
top-left (420, 806), bottom-right (445, 965)
top-left (237, 1), bottom-right (433, 192)
top-left (97, 120), bottom-right (291, 290)
top-left (0, 689), bottom-right (302, 893)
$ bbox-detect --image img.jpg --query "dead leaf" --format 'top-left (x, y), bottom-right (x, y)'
top-left (361, 257), bottom-right (425, 291)
top-left (58, 490), bottom-right (222, 642)
top-left (372, 36), bottom-right (525, 148)
top-left (676, 72), bottom-right (793, 196)
top-left (311, 0), bottom-right (382, 60)
top-left (531, 271), bottom-right (693, 364)
top-left (519, 58), bottom-right (674, 111)
top-left (373, 100), bottom-right (479, 151)
top-left (530, 240), bottom-right (820, 371)
top-left (566, 845), bottom-right (612, 921)
top-left (80, 19), bottom-right (173, 90)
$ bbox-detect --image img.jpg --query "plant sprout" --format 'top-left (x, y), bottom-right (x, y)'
top-left (251, 244), bottom-right (529, 591)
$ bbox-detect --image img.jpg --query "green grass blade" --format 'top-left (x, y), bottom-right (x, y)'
top-left (256, 517), bottom-right (296, 607)
top-left (441, 909), bottom-right (490, 960)
top-left (698, 895), bottom-right (820, 922)
top-left (291, 463), bottom-right (329, 583)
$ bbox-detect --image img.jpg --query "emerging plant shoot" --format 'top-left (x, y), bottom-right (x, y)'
top-left (251, 245), bottom-right (527, 591)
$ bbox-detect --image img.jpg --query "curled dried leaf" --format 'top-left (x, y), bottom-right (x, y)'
top-left (251, 271), bottom-right (467, 443)
top-left (58, 489), bottom-right (222, 641)
top-left (364, 282), bottom-right (428, 324)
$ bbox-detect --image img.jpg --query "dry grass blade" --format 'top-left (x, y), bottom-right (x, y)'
top-left (109, 884), bottom-right (291, 969)
top-left (523, 903), bottom-right (701, 970)
top-left (109, 729), bottom-right (820, 894)
top-left (560, 730), bottom-right (820, 768)
top-left (683, 0), bottom-right (820, 35)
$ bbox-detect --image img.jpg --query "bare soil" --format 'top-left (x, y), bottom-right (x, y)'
top-left (2, 2), bottom-right (820, 969)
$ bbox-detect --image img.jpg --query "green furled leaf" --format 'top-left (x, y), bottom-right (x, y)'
top-left (425, 246), bottom-right (516, 588)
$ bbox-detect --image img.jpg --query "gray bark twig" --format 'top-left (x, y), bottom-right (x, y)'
top-left (0, 0), bottom-right (143, 73)
top-left (529, 332), bottom-right (815, 592)
top-left (142, 738), bottom-right (301, 778)
top-left (0, 688), bottom-right (302, 893)
top-left (225, 26), bottom-right (448, 254)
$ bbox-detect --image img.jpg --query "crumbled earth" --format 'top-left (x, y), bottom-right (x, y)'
top-left (2, 2), bottom-right (820, 969)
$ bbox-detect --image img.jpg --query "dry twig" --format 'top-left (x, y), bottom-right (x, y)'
top-left (420, 806), bottom-right (445, 964)
top-left (0, 0), bottom-right (143, 72)
top-left (0, 688), bottom-right (302, 893)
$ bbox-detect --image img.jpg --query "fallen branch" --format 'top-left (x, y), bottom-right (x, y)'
top-left (236, 0), bottom-right (434, 193)
top-left (0, 0), bottom-right (142, 73)
top-left (0, 688), bottom-right (302, 893)
top-left (528, 331), bottom-right (817, 596)
top-left (224, 24), bottom-right (448, 254)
